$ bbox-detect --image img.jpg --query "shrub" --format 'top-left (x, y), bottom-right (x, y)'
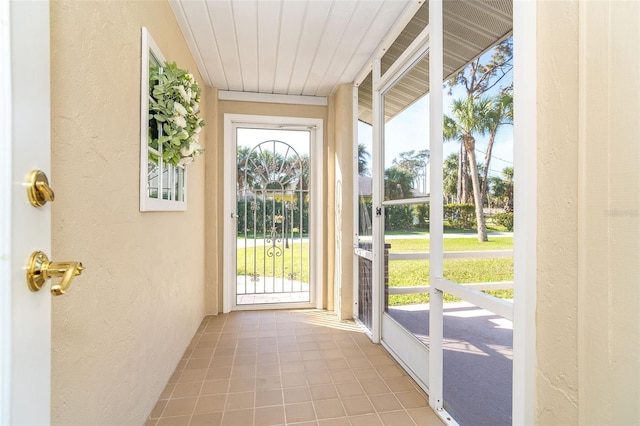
top-left (414, 203), bottom-right (429, 228)
top-left (385, 205), bottom-right (414, 230)
top-left (443, 203), bottom-right (476, 229)
top-left (491, 212), bottom-right (514, 231)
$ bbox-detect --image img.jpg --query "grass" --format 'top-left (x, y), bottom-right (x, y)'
top-left (386, 237), bottom-right (513, 252)
top-left (387, 257), bottom-right (514, 306)
top-left (237, 242), bottom-right (310, 283)
top-left (236, 236), bottom-right (514, 306)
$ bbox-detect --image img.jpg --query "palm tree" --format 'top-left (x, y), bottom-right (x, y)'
top-left (444, 96), bottom-right (492, 241)
top-left (237, 146), bottom-right (258, 190)
top-left (358, 143), bottom-right (371, 176)
top-left (480, 91), bottom-right (513, 208)
top-left (384, 166), bottom-right (414, 200)
top-left (443, 152), bottom-right (459, 203)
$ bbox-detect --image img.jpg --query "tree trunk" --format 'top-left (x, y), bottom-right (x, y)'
top-left (464, 136), bottom-right (488, 242)
top-left (480, 132), bottom-right (497, 209)
top-left (456, 144), bottom-right (463, 203)
top-left (458, 145), bottom-right (470, 203)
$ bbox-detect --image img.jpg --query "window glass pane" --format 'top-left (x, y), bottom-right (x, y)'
top-left (383, 53), bottom-right (429, 202)
top-left (162, 162), bottom-right (170, 200)
top-left (175, 166), bottom-right (185, 202)
top-left (148, 159), bottom-right (159, 199)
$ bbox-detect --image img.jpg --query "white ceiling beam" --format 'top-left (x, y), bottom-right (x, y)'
top-left (219, 90), bottom-right (328, 106)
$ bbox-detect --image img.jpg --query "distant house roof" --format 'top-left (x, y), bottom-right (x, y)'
top-left (359, 176), bottom-right (372, 197)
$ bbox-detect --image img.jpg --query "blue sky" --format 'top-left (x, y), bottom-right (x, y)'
top-left (358, 84), bottom-right (513, 179)
top-left (359, 43), bottom-right (514, 180)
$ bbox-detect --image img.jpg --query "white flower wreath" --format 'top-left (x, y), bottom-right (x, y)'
top-left (148, 61), bottom-right (205, 166)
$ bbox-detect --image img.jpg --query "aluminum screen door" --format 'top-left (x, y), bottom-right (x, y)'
top-left (235, 130), bottom-right (310, 306)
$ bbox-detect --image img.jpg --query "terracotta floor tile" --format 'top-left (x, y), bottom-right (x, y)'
top-left (225, 391), bottom-right (254, 411)
top-left (255, 375), bottom-right (282, 390)
top-left (149, 400), bottom-right (167, 419)
top-left (284, 401), bottom-right (316, 423)
top-left (383, 377), bottom-right (416, 393)
top-left (220, 408), bottom-right (253, 426)
top-left (394, 390), bottom-right (428, 409)
top-left (283, 386), bottom-right (312, 404)
top-left (318, 417), bottom-right (349, 426)
top-left (172, 382), bottom-right (203, 398)
top-left (329, 368), bottom-right (356, 383)
top-left (313, 398), bottom-right (346, 420)
top-left (378, 410), bottom-right (415, 426)
top-left (228, 377), bottom-right (255, 393)
top-left (369, 393), bottom-right (404, 413)
top-left (348, 413), bottom-right (383, 426)
top-left (281, 373), bottom-right (306, 389)
top-left (407, 407), bottom-right (444, 425)
top-left (150, 312), bottom-right (443, 426)
top-left (162, 397), bottom-right (197, 417)
top-left (374, 364), bottom-right (406, 379)
top-left (194, 394), bottom-right (226, 414)
top-left (309, 384), bottom-right (338, 400)
top-left (335, 381), bottom-right (365, 398)
top-left (341, 396), bottom-right (375, 417)
top-left (359, 378), bottom-right (391, 395)
top-left (254, 406), bottom-right (286, 426)
top-left (201, 379), bottom-right (229, 396)
top-left (156, 415), bottom-right (190, 426)
top-left (189, 412), bottom-right (223, 426)
top-left (255, 389), bottom-right (283, 407)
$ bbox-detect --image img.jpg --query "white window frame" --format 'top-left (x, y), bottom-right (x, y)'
top-left (140, 27), bottom-right (187, 212)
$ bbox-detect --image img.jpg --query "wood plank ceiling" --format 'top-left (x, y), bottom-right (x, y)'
top-left (169, 0), bottom-right (513, 122)
top-left (169, 0), bottom-right (413, 97)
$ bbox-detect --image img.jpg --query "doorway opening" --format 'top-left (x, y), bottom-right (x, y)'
top-left (223, 115), bottom-right (323, 313)
top-left (236, 131), bottom-right (310, 306)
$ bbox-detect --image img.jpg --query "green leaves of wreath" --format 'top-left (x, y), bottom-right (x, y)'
top-left (148, 61), bottom-right (205, 166)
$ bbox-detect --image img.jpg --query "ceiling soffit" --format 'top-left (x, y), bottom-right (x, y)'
top-left (358, 0), bottom-right (513, 125)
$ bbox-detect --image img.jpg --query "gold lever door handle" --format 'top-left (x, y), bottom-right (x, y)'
top-left (27, 170), bottom-right (55, 207)
top-left (27, 251), bottom-right (85, 296)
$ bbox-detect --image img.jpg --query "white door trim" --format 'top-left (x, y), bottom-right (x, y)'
top-left (2, 0), bottom-right (51, 423)
top-left (223, 114), bottom-right (324, 313)
top-left (0, 0), bottom-right (13, 420)
top-left (512, 0), bottom-right (538, 423)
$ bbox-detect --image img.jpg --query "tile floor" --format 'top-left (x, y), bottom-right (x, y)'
top-left (146, 310), bottom-right (443, 426)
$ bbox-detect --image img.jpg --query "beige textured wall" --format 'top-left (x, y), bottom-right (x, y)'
top-left (331, 84), bottom-right (355, 319)
top-left (536, 0), bottom-right (640, 423)
top-left (50, 1), bottom-right (207, 424)
top-left (577, 0), bottom-right (640, 423)
top-left (215, 100), bottom-right (329, 312)
top-left (536, 1), bottom-right (580, 422)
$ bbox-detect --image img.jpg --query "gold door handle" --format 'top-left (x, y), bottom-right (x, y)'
top-left (27, 170), bottom-right (55, 207)
top-left (27, 251), bottom-right (85, 296)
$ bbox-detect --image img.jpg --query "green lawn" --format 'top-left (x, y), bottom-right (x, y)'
top-left (388, 257), bottom-right (514, 305)
top-left (236, 237), bottom-right (514, 306)
top-left (386, 237), bottom-right (513, 252)
top-left (237, 242), bottom-right (310, 283)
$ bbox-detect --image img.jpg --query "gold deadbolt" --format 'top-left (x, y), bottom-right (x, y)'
top-left (27, 251), bottom-right (85, 296)
top-left (27, 170), bottom-right (55, 207)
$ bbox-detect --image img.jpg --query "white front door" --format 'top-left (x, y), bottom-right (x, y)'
top-left (1, 1), bottom-right (51, 423)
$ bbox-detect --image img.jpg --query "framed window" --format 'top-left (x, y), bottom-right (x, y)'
top-left (140, 27), bottom-right (187, 211)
